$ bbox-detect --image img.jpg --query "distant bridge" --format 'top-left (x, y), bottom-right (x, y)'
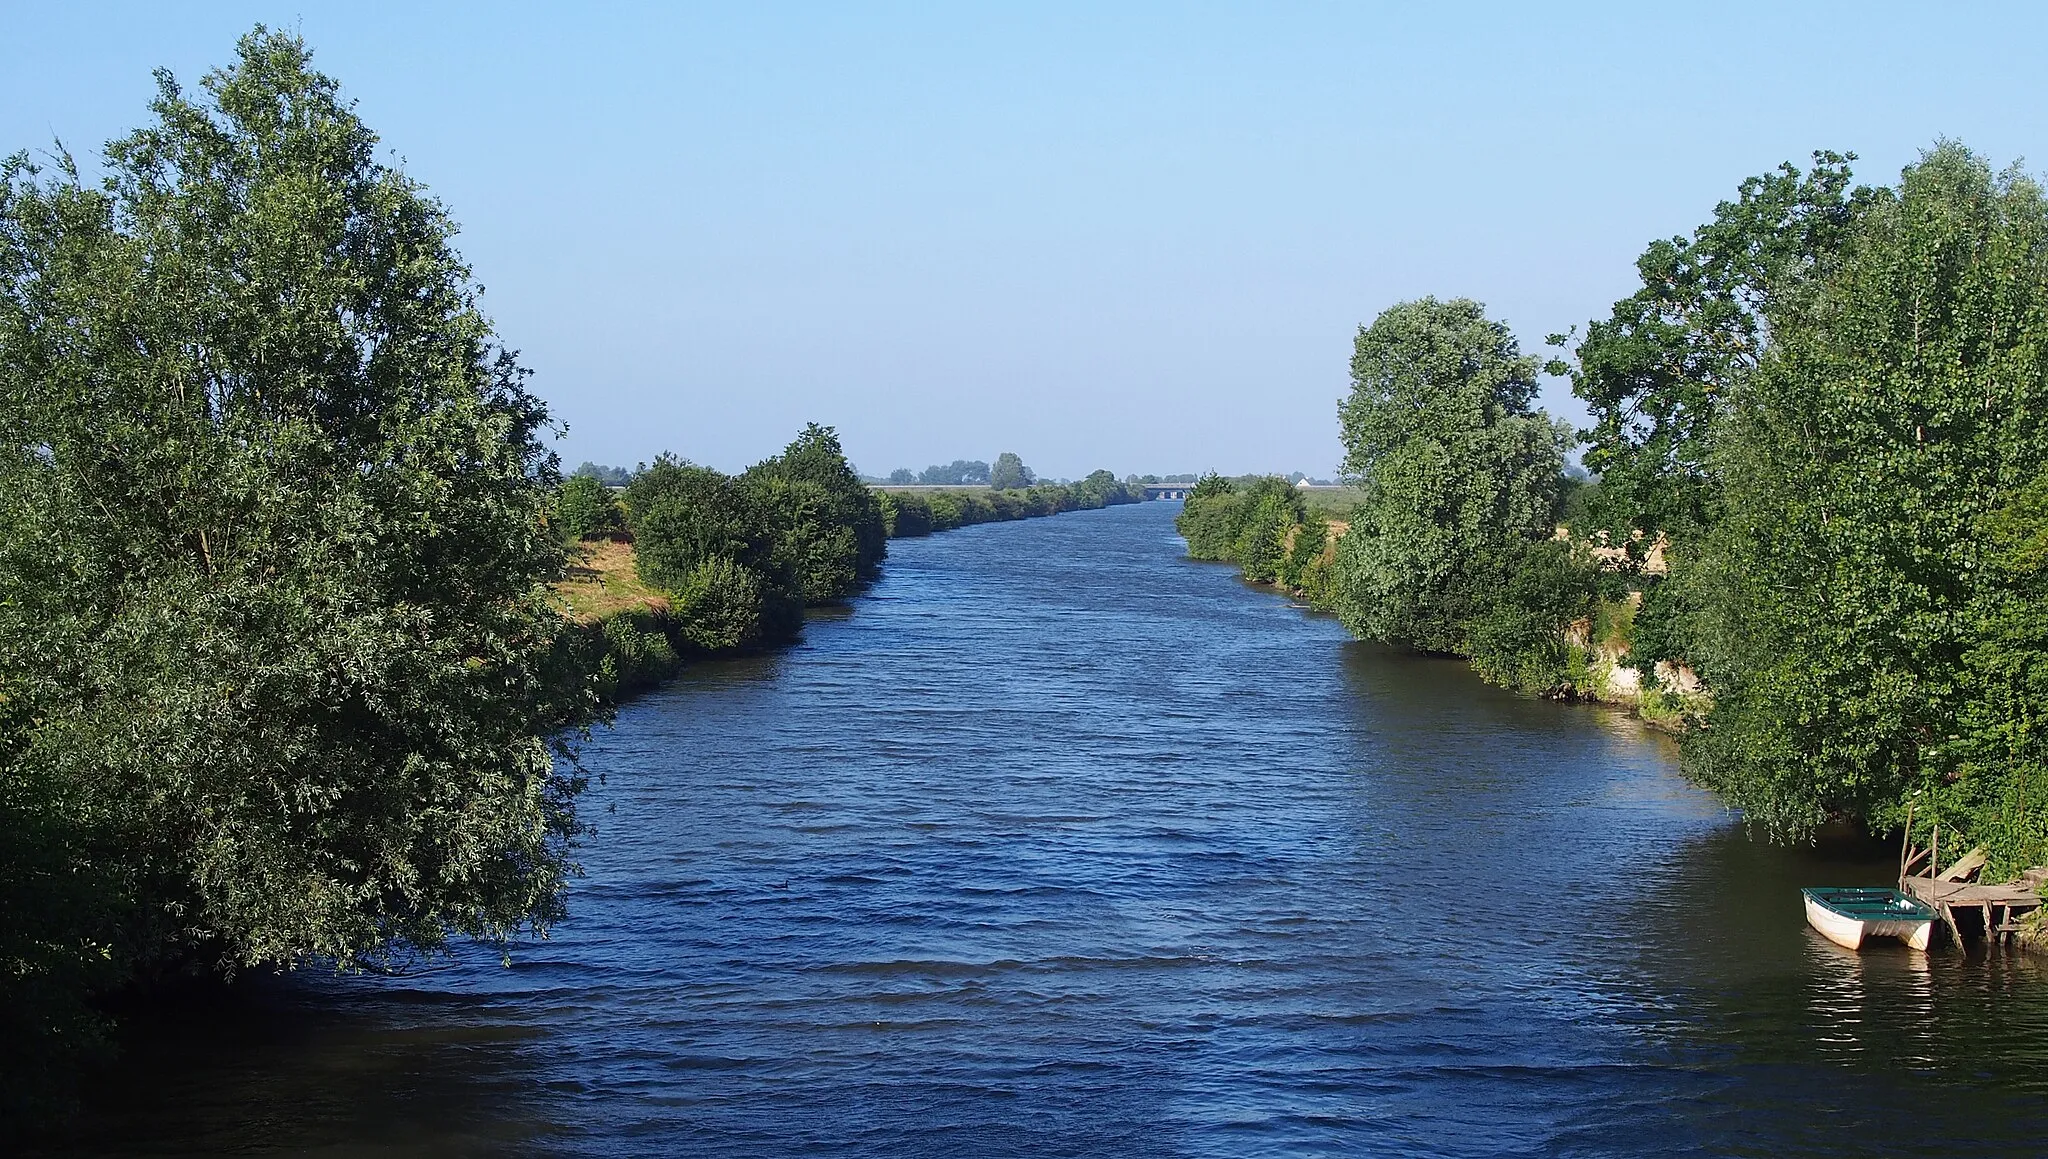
top-left (1142, 484), bottom-right (1194, 500)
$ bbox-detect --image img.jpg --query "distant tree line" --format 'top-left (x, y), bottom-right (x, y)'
top-left (879, 469), bottom-right (1140, 537)
top-left (876, 451), bottom-right (1048, 489)
top-left (882, 459), bottom-right (991, 485)
top-left (571, 461), bottom-right (633, 487)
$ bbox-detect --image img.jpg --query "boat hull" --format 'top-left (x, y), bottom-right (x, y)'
top-left (1803, 893), bottom-right (1933, 951)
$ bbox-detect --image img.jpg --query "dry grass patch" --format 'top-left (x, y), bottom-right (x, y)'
top-left (556, 539), bottom-right (667, 623)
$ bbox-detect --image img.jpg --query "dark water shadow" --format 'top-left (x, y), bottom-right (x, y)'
top-left (31, 974), bottom-right (571, 1158)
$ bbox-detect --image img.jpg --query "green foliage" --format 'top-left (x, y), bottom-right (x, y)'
top-left (670, 556), bottom-right (769, 651)
top-left (571, 462), bottom-right (632, 487)
top-left (1955, 473), bottom-right (2048, 876)
top-left (1072, 468), bottom-right (1134, 508)
top-left (625, 456), bottom-right (779, 597)
top-left (743, 423), bottom-right (886, 600)
top-left (1465, 539), bottom-right (1600, 696)
top-left (1177, 493), bottom-right (1243, 560)
top-left (920, 459), bottom-right (989, 485)
top-left (1627, 561), bottom-right (1707, 672)
top-left (1555, 151), bottom-right (1871, 546)
top-left (1332, 297), bottom-right (1571, 653)
top-left (990, 451), bottom-right (1036, 491)
top-left (1278, 516), bottom-right (1330, 591)
top-left (0, 28), bottom-right (596, 1113)
top-left (884, 474), bottom-right (1136, 539)
top-left (1683, 144), bottom-right (2048, 846)
top-left (557, 474), bottom-right (625, 541)
top-left (1233, 488), bottom-right (1304, 583)
top-left (879, 491), bottom-right (934, 537)
top-left (1175, 474), bottom-right (1328, 600)
top-left (750, 475), bottom-right (861, 603)
top-left (622, 426), bottom-right (879, 655)
top-left (596, 611), bottom-right (682, 698)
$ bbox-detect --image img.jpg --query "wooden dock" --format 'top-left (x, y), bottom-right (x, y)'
top-left (1902, 874), bottom-right (2044, 945)
top-left (1896, 811), bottom-right (2046, 947)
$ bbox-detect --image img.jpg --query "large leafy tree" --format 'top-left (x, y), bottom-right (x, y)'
top-left (1686, 145), bottom-right (2048, 848)
top-left (1555, 152), bottom-right (1870, 544)
top-left (0, 27), bottom-right (595, 1094)
top-left (1333, 297), bottom-right (1571, 652)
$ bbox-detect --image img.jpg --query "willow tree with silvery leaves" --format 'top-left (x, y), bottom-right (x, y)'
top-left (0, 29), bottom-right (596, 1098)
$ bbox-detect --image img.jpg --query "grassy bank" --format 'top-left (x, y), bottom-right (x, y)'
top-left (557, 479), bottom-right (1149, 704)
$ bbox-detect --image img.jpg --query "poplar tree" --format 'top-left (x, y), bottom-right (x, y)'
top-left (1688, 145), bottom-right (2048, 851)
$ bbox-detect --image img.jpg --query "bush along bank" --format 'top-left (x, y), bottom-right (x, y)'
top-left (876, 469), bottom-right (1142, 538)
top-left (556, 446), bottom-right (1145, 704)
top-left (551, 423), bottom-right (885, 704)
top-left (1173, 324), bottom-right (1710, 729)
top-left (1176, 474), bottom-right (1340, 609)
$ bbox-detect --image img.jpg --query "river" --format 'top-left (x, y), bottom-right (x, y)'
top-left (46, 500), bottom-right (2048, 1157)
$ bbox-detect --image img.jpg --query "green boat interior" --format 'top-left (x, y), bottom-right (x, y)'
top-left (1804, 887), bottom-right (1936, 920)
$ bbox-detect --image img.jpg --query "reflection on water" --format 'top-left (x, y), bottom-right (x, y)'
top-left (41, 502), bottom-right (2048, 1158)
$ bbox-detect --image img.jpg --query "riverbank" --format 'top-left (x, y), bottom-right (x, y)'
top-left (559, 484), bottom-right (1150, 704)
top-left (877, 477), bottom-right (1143, 537)
top-left (47, 499), bottom-right (2048, 1158)
top-left (1177, 482), bottom-right (1707, 731)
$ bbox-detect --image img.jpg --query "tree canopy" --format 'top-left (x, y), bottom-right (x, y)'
top-left (0, 28), bottom-right (595, 1109)
top-left (1684, 144), bottom-right (2048, 849)
top-left (919, 459), bottom-right (989, 485)
top-left (558, 473), bottom-right (625, 540)
top-left (742, 423), bottom-right (887, 601)
top-left (990, 452), bottom-right (1035, 491)
top-left (1333, 297), bottom-right (1571, 654)
top-left (1555, 152), bottom-right (1871, 545)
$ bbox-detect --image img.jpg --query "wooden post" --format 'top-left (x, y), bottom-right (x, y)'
top-left (1940, 901), bottom-right (1964, 949)
top-left (1899, 800), bottom-right (1916, 888)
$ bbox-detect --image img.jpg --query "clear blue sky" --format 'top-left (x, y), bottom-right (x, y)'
top-left (5, 4), bottom-right (2044, 479)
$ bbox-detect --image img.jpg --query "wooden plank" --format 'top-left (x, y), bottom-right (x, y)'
top-left (1938, 846), bottom-right (1989, 883)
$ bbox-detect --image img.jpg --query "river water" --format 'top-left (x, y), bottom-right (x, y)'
top-left (49, 501), bottom-right (2048, 1157)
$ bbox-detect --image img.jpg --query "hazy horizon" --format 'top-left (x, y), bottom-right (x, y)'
top-left (6, 2), bottom-right (2043, 479)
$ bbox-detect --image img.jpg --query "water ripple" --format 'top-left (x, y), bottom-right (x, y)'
top-left (49, 503), bottom-right (2048, 1158)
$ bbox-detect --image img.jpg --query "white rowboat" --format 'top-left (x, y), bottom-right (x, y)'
top-left (1801, 886), bottom-right (1935, 951)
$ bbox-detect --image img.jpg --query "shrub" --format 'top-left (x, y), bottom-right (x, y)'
top-left (672, 556), bottom-right (768, 651)
top-left (558, 474), bottom-right (625, 541)
top-left (599, 612), bottom-right (681, 696)
top-left (1465, 539), bottom-right (1599, 695)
